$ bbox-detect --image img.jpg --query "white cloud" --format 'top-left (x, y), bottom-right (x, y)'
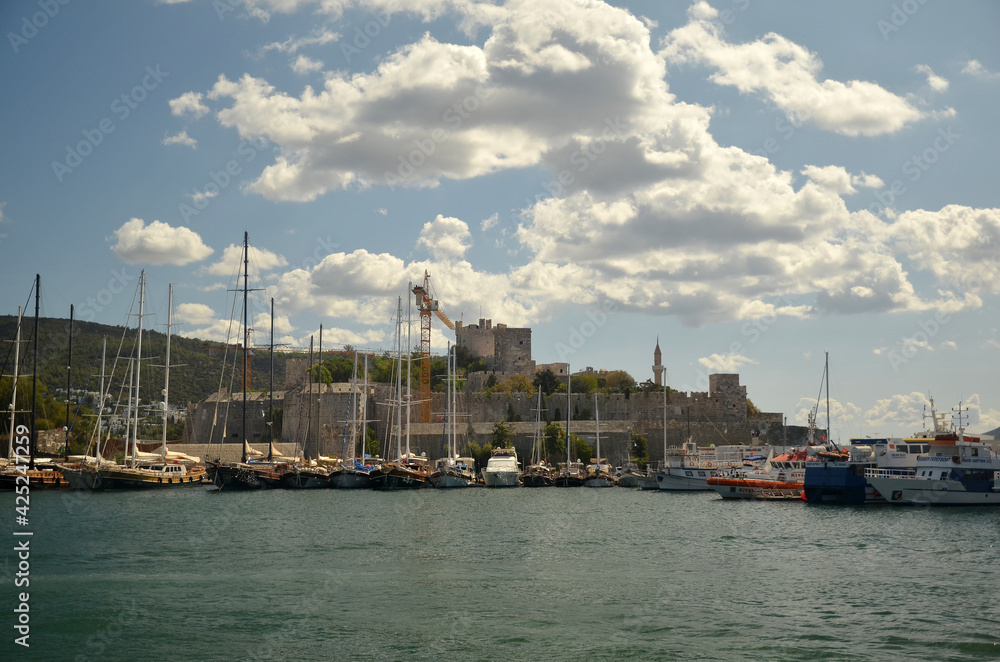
top-left (190, 188), bottom-right (217, 206)
top-left (480, 212), bottom-right (498, 231)
top-left (290, 54), bottom-right (324, 74)
top-left (169, 91), bottom-right (209, 119)
top-left (110, 218), bottom-right (213, 265)
top-left (174, 302), bottom-right (216, 326)
top-left (793, 396), bottom-right (861, 431)
top-left (416, 215), bottom-right (472, 259)
top-left (172, 0), bottom-right (1000, 329)
top-left (204, 243), bottom-right (289, 277)
top-left (376, 208), bottom-right (387, 215)
top-left (260, 28), bottom-right (339, 55)
top-left (697, 353), bottom-right (757, 372)
top-left (962, 59), bottom-right (1000, 80)
top-left (914, 64), bottom-right (948, 92)
top-left (163, 130), bottom-right (197, 148)
top-left (661, 2), bottom-right (930, 136)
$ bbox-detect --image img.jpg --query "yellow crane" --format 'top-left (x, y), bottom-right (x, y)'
top-left (412, 271), bottom-right (454, 423)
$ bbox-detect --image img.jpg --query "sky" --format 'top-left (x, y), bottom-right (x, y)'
top-left (1, 0), bottom-right (999, 440)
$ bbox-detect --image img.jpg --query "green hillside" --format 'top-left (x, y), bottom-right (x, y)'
top-left (0, 315), bottom-right (297, 408)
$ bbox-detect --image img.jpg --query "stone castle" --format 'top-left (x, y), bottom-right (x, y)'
top-left (184, 335), bottom-right (786, 465)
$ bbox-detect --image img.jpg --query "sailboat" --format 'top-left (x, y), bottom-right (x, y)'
top-left (430, 342), bottom-right (474, 488)
top-left (520, 388), bottom-right (553, 487)
top-left (368, 296), bottom-right (430, 490)
top-left (1, 282), bottom-right (71, 490)
top-left (554, 366), bottom-right (585, 487)
top-left (330, 352), bottom-right (377, 489)
top-left (62, 277), bottom-right (206, 490)
top-left (582, 393), bottom-right (614, 487)
top-left (207, 232), bottom-right (271, 490)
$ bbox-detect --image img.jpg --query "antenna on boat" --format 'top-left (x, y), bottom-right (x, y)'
top-left (952, 401), bottom-right (967, 439)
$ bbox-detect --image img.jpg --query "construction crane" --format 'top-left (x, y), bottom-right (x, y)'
top-left (412, 271), bottom-right (454, 423)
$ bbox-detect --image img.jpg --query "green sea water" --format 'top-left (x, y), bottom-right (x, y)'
top-left (4, 488), bottom-right (1000, 661)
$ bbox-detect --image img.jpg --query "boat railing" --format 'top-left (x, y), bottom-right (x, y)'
top-left (865, 467), bottom-right (917, 479)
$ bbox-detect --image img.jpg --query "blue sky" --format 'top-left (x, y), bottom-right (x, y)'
top-left (2, 0), bottom-right (999, 439)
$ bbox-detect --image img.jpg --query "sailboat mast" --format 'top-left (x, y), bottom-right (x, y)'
top-left (96, 336), bottom-right (106, 461)
top-left (161, 284), bottom-right (172, 462)
top-left (306, 335), bottom-right (314, 460)
top-left (595, 392), bottom-right (600, 467)
top-left (405, 286), bottom-right (411, 460)
top-left (451, 344), bottom-right (456, 460)
top-left (268, 297), bottom-right (274, 462)
top-left (129, 271), bottom-right (146, 467)
top-left (8, 306), bottom-right (22, 460)
top-left (444, 341), bottom-right (451, 461)
top-left (824, 351), bottom-right (831, 447)
top-left (362, 354), bottom-right (368, 461)
top-left (241, 232), bottom-right (249, 464)
top-left (350, 351), bottom-right (358, 462)
top-left (662, 386), bottom-right (667, 464)
top-left (318, 323), bottom-right (323, 458)
top-left (395, 297), bottom-right (403, 462)
top-left (64, 304), bottom-right (73, 460)
top-left (29, 275), bottom-right (39, 471)
top-left (566, 365), bottom-right (571, 468)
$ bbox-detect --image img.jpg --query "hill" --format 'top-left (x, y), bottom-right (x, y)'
top-left (0, 315), bottom-right (305, 408)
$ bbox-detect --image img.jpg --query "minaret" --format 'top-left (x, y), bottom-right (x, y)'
top-left (652, 337), bottom-right (664, 387)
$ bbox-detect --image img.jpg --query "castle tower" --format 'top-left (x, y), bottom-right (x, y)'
top-left (652, 337), bottom-right (665, 386)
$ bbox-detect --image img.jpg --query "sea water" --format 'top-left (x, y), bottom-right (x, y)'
top-left (4, 488), bottom-right (1000, 661)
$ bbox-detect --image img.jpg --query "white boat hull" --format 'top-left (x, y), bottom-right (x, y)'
top-left (483, 470), bottom-right (519, 487)
top-left (867, 476), bottom-right (1000, 506)
top-left (655, 467), bottom-right (713, 491)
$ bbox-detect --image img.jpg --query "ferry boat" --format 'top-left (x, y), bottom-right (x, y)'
top-left (654, 441), bottom-right (768, 491)
top-left (865, 431), bottom-right (1000, 506)
top-left (483, 448), bottom-right (520, 487)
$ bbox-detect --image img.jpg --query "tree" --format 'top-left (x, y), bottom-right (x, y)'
top-left (505, 402), bottom-right (521, 422)
top-left (573, 373), bottom-right (598, 395)
top-left (629, 432), bottom-right (649, 468)
top-left (571, 434), bottom-right (593, 463)
top-left (604, 370), bottom-right (636, 393)
top-left (490, 374), bottom-right (535, 397)
top-left (365, 426), bottom-right (380, 459)
top-left (747, 398), bottom-right (761, 418)
top-left (542, 422), bottom-right (563, 463)
top-left (483, 373), bottom-right (498, 391)
top-left (533, 369), bottom-right (560, 395)
top-left (492, 421), bottom-right (512, 448)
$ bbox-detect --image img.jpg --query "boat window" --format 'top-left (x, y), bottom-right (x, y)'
top-left (684, 471), bottom-right (693, 476)
top-left (941, 471), bottom-right (947, 480)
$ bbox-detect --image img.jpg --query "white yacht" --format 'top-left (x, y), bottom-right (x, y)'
top-left (483, 448), bottom-right (520, 487)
